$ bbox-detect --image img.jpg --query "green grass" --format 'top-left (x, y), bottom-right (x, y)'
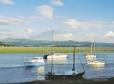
top-left (0, 47), bottom-right (114, 53)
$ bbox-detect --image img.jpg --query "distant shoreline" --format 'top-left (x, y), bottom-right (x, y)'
top-left (0, 47), bottom-right (114, 53)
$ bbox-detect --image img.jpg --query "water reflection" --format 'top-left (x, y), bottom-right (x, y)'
top-left (36, 66), bottom-right (45, 76)
top-left (87, 64), bottom-right (105, 71)
top-left (35, 66), bottom-right (45, 80)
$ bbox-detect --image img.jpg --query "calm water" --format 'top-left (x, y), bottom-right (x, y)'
top-left (0, 53), bottom-right (114, 83)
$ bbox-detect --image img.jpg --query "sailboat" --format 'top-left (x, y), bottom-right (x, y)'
top-left (85, 41), bottom-right (96, 61)
top-left (87, 59), bottom-right (105, 68)
top-left (45, 46), bottom-right (85, 80)
top-left (85, 39), bottom-right (105, 68)
top-left (43, 31), bottom-right (67, 60)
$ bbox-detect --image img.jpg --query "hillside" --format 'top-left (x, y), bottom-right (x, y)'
top-left (0, 39), bottom-right (113, 47)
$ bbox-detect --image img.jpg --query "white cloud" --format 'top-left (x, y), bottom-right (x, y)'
top-left (0, 0), bottom-right (13, 5)
top-left (64, 19), bottom-right (114, 29)
top-left (0, 16), bottom-right (24, 25)
top-left (37, 5), bottom-right (54, 19)
top-left (26, 28), bottom-right (33, 33)
top-left (51, 0), bottom-right (64, 6)
top-left (0, 29), bottom-right (12, 39)
top-left (104, 31), bottom-right (114, 38)
top-left (64, 19), bottom-right (80, 29)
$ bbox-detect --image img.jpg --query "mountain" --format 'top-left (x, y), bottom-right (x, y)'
top-left (0, 38), bottom-right (114, 47)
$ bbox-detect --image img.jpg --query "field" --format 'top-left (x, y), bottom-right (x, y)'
top-left (0, 47), bottom-right (114, 53)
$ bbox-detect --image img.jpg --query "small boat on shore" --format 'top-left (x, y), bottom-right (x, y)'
top-left (24, 57), bottom-right (45, 66)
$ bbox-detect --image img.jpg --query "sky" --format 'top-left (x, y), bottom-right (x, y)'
top-left (0, 0), bottom-right (114, 42)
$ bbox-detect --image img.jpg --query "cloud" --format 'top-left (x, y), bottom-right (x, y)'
top-left (0, 16), bottom-right (24, 25)
top-left (0, 0), bottom-right (13, 5)
top-left (37, 5), bottom-right (54, 19)
top-left (104, 31), bottom-right (114, 38)
top-left (64, 19), bottom-right (114, 29)
top-left (0, 29), bottom-right (12, 39)
top-left (26, 28), bottom-right (33, 33)
top-left (64, 19), bottom-right (80, 29)
top-left (51, 0), bottom-right (64, 6)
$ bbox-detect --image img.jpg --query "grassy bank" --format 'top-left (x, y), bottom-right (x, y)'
top-left (0, 47), bottom-right (114, 53)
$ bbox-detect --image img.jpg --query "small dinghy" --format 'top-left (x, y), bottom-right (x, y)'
top-left (24, 57), bottom-right (45, 66)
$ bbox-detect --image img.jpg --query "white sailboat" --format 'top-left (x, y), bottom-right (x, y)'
top-left (85, 41), bottom-right (96, 61)
top-left (85, 37), bottom-right (105, 68)
top-left (87, 58), bottom-right (105, 68)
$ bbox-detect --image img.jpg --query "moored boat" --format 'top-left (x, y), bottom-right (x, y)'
top-left (45, 71), bottom-right (85, 80)
top-left (43, 53), bottom-right (67, 60)
top-left (24, 57), bottom-right (45, 66)
top-left (45, 46), bottom-right (85, 80)
top-left (87, 59), bottom-right (105, 68)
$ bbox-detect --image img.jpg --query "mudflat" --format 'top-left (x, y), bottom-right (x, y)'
top-left (11, 78), bottom-right (114, 84)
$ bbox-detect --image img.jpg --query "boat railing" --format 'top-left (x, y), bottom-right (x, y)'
top-left (95, 58), bottom-right (105, 62)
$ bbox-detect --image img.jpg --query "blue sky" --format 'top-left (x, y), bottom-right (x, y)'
top-left (0, 0), bottom-right (114, 42)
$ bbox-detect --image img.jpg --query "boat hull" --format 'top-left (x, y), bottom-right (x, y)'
top-left (43, 53), bottom-right (67, 60)
top-left (45, 71), bottom-right (85, 80)
top-left (24, 57), bottom-right (45, 67)
top-left (24, 62), bottom-right (45, 67)
top-left (88, 62), bottom-right (105, 68)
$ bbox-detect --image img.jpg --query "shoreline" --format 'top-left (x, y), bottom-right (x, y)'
top-left (0, 47), bottom-right (114, 53)
top-left (6, 78), bottom-right (114, 84)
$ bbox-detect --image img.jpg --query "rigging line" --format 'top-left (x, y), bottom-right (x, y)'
top-left (51, 30), bottom-right (54, 74)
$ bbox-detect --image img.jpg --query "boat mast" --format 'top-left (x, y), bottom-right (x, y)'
top-left (90, 35), bottom-right (94, 54)
top-left (51, 30), bottom-right (54, 74)
top-left (93, 38), bottom-right (96, 55)
top-left (72, 41), bottom-right (75, 71)
top-left (91, 35), bottom-right (95, 55)
top-left (90, 41), bottom-right (93, 54)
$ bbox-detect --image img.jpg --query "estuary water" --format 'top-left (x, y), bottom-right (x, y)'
top-left (0, 53), bottom-right (114, 83)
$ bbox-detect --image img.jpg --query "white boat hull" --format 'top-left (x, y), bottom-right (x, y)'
top-left (47, 54), bottom-right (67, 59)
top-left (24, 57), bottom-right (45, 66)
top-left (25, 62), bottom-right (45, 66)
top-left (88, 60), bottom-right (105, 68)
